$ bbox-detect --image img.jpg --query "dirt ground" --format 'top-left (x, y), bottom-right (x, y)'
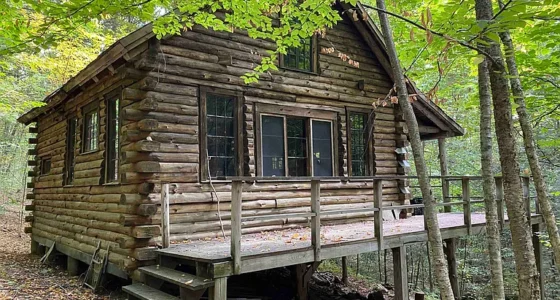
top-left (0, 204), bottom-right (123, 300)
top-left (0, 203), bottom-right (390, 300)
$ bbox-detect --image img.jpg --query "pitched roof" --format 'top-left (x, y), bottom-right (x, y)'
top-left (18, 2), bottom-right (465, 139)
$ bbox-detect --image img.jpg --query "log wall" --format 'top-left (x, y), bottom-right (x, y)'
top-left (124, 15), bottom-right (410, 242)
top-left (28, 44), bottom-right (161, 274)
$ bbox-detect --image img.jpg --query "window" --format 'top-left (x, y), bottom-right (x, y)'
top-left (64, 117), bottom-right (77, 185)
top-left (347, 111), bottom-right (372, 176)
top-left (280, 37), bottom-right (317, 73)
top-left (287, 118), bottom-right (308, 176)
top-left (311, 120), bottom-right (333, 176)
top-left (105, 97), bottom-right (120, 183)
top-left (40, 158), bottom-right (51, 175)
top-left (82, 103), bottom-right (99, 152)
top-left (258, 105), bottom-right (336, 177)
top-left (262, 116), bottom-right (285, 176)
top-left (200, 89), bottom-right (243, 180)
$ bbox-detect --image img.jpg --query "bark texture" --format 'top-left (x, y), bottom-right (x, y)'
top-left (478, 59), bottom-right (505, 299)
top-left (375, 0), bottom-right (454, 299)
top-left (499, 26), bottom-right (560, 266)
top-left (475, 0), bottom-right (540, 298)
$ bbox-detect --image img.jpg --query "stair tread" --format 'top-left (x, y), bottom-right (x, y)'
top-left (139, 265), bottom-right (214, 290)
top-left (122, 283), bottom-right (177, 300)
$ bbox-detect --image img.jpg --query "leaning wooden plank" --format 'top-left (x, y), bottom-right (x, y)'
top-left (122, 283), bottom-right (178, 300)
top-left (139, 266), bottom-right (214, 290)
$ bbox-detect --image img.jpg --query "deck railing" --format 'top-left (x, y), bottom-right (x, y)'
top-left (159, 175), bottom-right (537, 275)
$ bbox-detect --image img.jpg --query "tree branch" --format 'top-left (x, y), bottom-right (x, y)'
top-left (359, 4), bottom-right (499, 67)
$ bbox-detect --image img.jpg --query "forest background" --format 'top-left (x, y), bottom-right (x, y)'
top-left (0, 0), bottom-right (559, 298)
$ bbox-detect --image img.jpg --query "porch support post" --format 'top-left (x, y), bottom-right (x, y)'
top-left (342, 256), bottom-right (349, 285)
top-left (392, 246), bottom-right (408, 300)
top-left (209, 277), bottom-right (227, 300)
top-left (67, 255), bottom-right (80, 276)
top-left (533, 223), bottom-right (545, 300)
top-left (31, 239), bottom-right (40, 255)
top-left (438, 138), bottom-right (450, 212)
top-left (444, 239), bottom-right (460, 299)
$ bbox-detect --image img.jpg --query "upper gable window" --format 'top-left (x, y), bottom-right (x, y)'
top-left (82, 102), bottom-right (99, 153)
top-left (281, 37), bottom-right (317, 73)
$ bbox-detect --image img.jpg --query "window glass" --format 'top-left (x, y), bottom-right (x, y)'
top-left (287, 118), bottom-right (308, 176)
top-left (283, 38), bottom-right (313, 72)
top-left (262, 116), bottom-right (285, 176)
top-left (41, 158), bottom-right (51, 175)
top-left (207, 94), bottom-right (236, 178)
top-left (350, 113), bottom-right (368, 176)
top-left (312, 120), bottom-right (333, 176)
top-left (105, 98), bottom-right (119, 183)
top-left (83, 109), bottom-right (98, 152)
top-left (65, 117), bottom-right (77, 185)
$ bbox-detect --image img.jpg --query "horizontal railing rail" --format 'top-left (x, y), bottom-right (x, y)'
top-left (158, 174), bottom-right (538, 275)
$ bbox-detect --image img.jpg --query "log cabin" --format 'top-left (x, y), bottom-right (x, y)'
top-left (17, 2), bottom-right (545, 300)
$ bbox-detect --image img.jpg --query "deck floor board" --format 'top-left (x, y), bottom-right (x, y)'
top-left (159, 213), bottom-right (498, 262)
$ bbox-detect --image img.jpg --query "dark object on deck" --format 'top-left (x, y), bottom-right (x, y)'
top-left (411, 197), bottom-right (424, 216)
top-left (414, 292), bottom-right (425, 300)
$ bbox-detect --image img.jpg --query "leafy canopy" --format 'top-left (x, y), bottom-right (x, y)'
top-left (0, 0), bottom-right (358, 83)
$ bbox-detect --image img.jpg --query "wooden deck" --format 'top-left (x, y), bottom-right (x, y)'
top-left (158, 212), bottom-right (543, 277)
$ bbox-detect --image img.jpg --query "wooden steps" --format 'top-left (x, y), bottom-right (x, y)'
top-left (139, 265), bottom-right (214, 290)
top-left (122, 265), bottom-right (214, 300)
top-left (123, 283), bottom-right (177, 300)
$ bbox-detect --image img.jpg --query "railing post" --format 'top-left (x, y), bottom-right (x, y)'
top-left (311, 180), bottom-right (321, 261)
top-left (462, 178), bottom-right (471, 235)
top-left (495, 177), bottom-right (505, 230)
top-left (522, 176), bottom-right (531, 223)
top-left (373, 179), bottom-right (383, 250)
top-left (231, 180), bottom-right (243, 274)
top-left (161, 183), bottom-right (170, 248)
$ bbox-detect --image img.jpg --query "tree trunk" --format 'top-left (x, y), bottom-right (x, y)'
top-left (474, 0), bottom-right (540, 298)
top-left (478, 59), bottom-right (505, 299)
top-left (375, 1), bottom-right (454, 299)
top-left (499, 18), bottom-right (560, 266)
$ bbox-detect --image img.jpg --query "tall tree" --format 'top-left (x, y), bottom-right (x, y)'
top-left (374, 0), bottom-right (454, 299)
top-left (498, 11), bottom-right (560, 266)
top-left (477, 59), bottom-right (505, 299)
top-left (474, 0), bottom-right (540, 298)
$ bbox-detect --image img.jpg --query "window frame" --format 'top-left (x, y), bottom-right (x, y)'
top-left (40, 157), bottom-right (51, 175)
top-left (279, 35), bottom-right (319, 74)
top-left (81, 101), bottom-right (100, 154)
top-left (104, 89), bottom-right (121, 184)
top-left (199, 86), bottom-right (244, 181)
top-left (255, 103), bottom-right (338, 177)
top-left (346, 107), bottom-right (374, 177)
top-left (64, 116), bottom-right (78, 186)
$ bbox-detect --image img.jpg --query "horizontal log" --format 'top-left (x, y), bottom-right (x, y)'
top-left (25, 204), bottom-right (35, 211)
top-left (122, 140), bottom-right (198, 153)
top-left (133, 162), bottom-right (198, 173)
top-left (122, 108), bottom-right (197, 125)
top-left (122, 131), bottom-right (198, 144)
top-left (122, 151), bottom-right (199, 164)
top-left (25, 215), bottom-right (34, 222)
